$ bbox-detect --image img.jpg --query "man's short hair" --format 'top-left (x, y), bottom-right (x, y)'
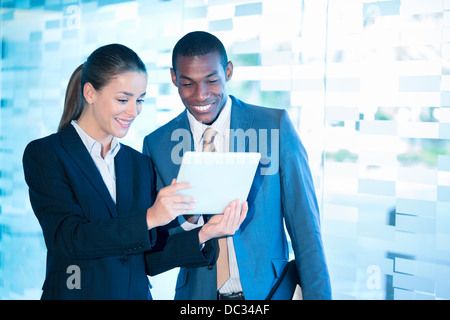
top-left (172, 31), bottom-right (228, 74)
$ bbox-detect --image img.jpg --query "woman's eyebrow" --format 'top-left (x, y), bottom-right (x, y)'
top-left (117, 91), bottom-right (146, 97)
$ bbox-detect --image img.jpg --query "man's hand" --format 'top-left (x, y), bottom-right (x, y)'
top-left (198, 200), bottom-right (248, 244)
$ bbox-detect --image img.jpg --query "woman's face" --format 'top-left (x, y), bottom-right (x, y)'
top-left (83, 71), bottom-right (147, 145)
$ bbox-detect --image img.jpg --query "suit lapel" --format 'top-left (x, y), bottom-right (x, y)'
top-left (229, 96), bottom-right (254, 152)
top-left (229, 96), bottom-right (262, 232)
top-left (59, 124), bottom-right (119, 218)
top-left (115, 147), bottom-right (132, 217)
top-left (164, 110), bottom-right (194, 184)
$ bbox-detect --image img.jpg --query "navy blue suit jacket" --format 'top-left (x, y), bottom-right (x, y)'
top-left (23, 124), bottom-right (213, 300)
top-left (143, 96), bottom-right (332, 300)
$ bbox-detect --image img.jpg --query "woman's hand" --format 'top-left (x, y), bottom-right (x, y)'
top-left (198, 200), bottom-right (248, 245)
top-left (146, 180), bottom-right (196, 229)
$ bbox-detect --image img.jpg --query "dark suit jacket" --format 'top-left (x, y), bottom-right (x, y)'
top-left (22, 124), bottom-right (213, 300)
top-left (143, 96), bottom-right (332, 300)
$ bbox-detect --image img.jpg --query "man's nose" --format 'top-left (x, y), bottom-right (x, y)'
top-left (195, 83), bottom-right (210, 101)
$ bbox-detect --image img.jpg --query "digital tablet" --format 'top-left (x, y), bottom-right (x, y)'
top-left (176, 151), bottom-right (261, 214)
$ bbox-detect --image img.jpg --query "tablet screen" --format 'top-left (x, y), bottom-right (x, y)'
top-left (176, 152), bottom-right (261, 214)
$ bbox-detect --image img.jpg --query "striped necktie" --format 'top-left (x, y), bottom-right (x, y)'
top-left (202, 127), bottom-right (230, 289)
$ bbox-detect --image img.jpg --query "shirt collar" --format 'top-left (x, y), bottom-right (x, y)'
top-left (71, 120), bottom-right (120, 158)
top-left (187, 96), bottom-right (232, 146)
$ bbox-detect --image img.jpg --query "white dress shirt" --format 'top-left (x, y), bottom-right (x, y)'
top-left (180, 96), bottom-right (243, 294)
top-left (71, 120), bottom-right (120, 203)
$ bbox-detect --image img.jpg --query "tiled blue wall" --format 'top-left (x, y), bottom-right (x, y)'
top-left (1, 0), bottom-right (449, 299)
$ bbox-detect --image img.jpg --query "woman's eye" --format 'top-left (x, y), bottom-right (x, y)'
top-left (117, 99), bottom-right (128, 104)
top-left (137, 99), bottom-right (145, 104)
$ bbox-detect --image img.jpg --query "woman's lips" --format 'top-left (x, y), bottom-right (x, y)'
top-left (115, 117), bottom-right (133, 128)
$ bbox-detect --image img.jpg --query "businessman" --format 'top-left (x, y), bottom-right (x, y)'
top-left (143, 31), bottom-right (331, 300)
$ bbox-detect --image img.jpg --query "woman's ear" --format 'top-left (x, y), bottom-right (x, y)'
top-left (83, 82), bottom-right (96, 104)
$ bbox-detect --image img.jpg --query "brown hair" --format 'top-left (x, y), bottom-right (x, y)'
top-left (58, 64), bottom-right (83, 132)
top-left (57, 43), bottom-right (147, 132)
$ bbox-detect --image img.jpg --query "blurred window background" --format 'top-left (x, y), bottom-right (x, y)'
top-left (1, 0), bottom-right (449, 299)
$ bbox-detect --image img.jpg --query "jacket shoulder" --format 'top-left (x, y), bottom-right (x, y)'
top-left (143, 111), bottom-right (187, 154)
top-left (145, 112), bottom-right (184, 140)
top-left (231, 96), bottom-right (285, 118)
top-left (24, 132), bottom-right (60, 158)
top-left (118, 144), bottom-right (153, 169)
top-left (232, 97), bottom-right (286, 129)
top-left (120, 143), bottom-right (144, 157)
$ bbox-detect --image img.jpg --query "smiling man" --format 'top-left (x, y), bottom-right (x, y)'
top-left (142, 31), bottom-right (332, 300)
top-left (169, 48), bottom-right (232, 126)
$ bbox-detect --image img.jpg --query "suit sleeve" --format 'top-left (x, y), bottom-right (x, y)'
top-left (145, 227), bottom-right (214, 276)
top-left (279, 110), bottom-right (332, 299)
top-left (22, 139), bottom-right (153, 260)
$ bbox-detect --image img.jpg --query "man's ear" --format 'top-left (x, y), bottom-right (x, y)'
top-left (170, 68), bottom-right (178, 87)
top-left (83, 82), bottom-right (96, 104)
top-left (225, 61), bottom-right (233, 82)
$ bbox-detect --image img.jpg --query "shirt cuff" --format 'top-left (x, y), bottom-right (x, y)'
top-left (179, 215), bottom-right (204, 231)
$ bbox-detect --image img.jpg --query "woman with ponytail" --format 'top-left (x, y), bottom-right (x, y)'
top-left (22, 44), bottom-right (247, 300)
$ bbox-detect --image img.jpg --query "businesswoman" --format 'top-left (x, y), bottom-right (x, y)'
top-left (22, 43), bottom-right (247, 299)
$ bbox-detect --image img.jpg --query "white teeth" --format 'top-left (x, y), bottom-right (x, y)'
top-left (193, 104), bottom-right (212, 111)
top-left (116, 118), bottom-right (131, 125)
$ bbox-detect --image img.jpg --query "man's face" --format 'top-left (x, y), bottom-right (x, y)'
top-left (171, 52), bottom-right (233, 125)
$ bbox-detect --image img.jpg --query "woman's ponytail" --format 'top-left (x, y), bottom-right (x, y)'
top-left (57, 64), bottom-right (84, 132)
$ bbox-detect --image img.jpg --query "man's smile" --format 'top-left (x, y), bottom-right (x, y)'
top-left (191, 103), bottom-right (214, 113)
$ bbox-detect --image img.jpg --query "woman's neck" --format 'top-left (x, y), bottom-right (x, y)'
top-left (76, 114), bottom-right (112, 158)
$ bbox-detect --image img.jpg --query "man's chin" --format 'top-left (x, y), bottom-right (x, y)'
top-left (187, 110), bottom-right (216, 125)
